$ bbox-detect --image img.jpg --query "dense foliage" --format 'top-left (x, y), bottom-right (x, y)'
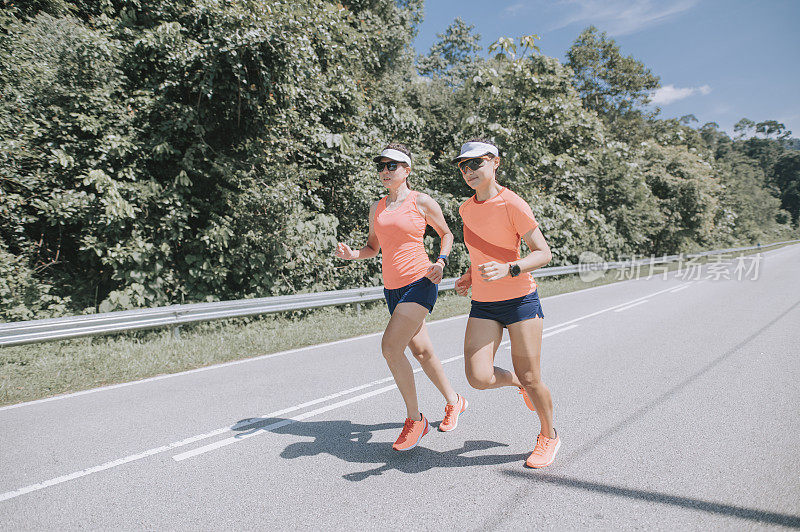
top-left (1, 4), bottom-right (797, 320)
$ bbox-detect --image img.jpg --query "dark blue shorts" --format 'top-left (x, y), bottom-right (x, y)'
top-left (384, 276), bottom-right (438, 315)
top-left (469, 290), bottom-right (544, 327)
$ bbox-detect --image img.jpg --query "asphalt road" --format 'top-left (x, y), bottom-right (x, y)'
top-left (1, 245), bottom-right (799, 530)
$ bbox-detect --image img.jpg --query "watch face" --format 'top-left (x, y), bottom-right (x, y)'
top-left (510, 264), bottom-right (521, 277)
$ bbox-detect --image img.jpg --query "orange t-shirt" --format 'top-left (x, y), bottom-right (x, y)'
top-left (373, 191), bottom-right (432, 289)
top-left (459, 187), bottom-right (539, 302)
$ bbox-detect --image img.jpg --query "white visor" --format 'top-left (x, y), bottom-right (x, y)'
top-left (451, 141), bottom-right (499, 163)
top-left (372, 148), bottom-right (411, 166)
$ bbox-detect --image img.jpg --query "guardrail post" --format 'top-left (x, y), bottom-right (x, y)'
top-left (355, 303), bottom-right (361, 317)
top-left (172, 326), bottom-right (181, 340)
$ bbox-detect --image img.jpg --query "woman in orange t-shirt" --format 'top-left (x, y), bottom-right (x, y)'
top-left (453, 138), bottom-right (560, 468)
top-left (335, 142), bottom-right (466, 451)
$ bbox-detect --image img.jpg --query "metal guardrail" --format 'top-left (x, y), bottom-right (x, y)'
top-left (1, 240), bottom-right (797, 347)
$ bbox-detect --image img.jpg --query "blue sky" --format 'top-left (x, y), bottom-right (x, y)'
top-left (413, 0), bottom-right (800, 138)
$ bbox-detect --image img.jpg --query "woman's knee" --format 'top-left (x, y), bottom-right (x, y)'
top-left (411, 348), bottom-right (433, 364)
top-left (381, 336), bottom-right (404, 362)
top-left (382, 348), bottom-right (404, 366)
top-left (516, 369), bottom-right (541, 389)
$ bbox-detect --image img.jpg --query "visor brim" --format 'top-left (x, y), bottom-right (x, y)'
top-left (451, 150), bottom-right (493, 164)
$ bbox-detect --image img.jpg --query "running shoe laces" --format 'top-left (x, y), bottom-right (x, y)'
top-left (396, 418), bottom-right (416, 444)
top-left (532, 434), bottom-right (549, 456)
top-left (442, 403), bottom-right (457, 426)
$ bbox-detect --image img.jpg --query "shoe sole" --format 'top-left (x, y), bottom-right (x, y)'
top-left (438, 398), bottom-right (469, 432)
top-left (393, 418), bottom-right (430, 451)
top-left (525, 439), bottom-right (561, 468)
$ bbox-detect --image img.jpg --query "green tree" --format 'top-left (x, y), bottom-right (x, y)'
top-left (417, 17), bottom-right (482, 87)
top-left (0, 13), bottom-right (138, 311)
top-left (715, 153), bottom-right (787, 242)
top-left (772, 151), bottom-right (800, 224)
top-left (639, 141), bottom-right (721, 253)
top-left (0, 0), bottom-right (107, 21)
top-left (582, 142), bottom-right (664, 255)
top-left (565, 26), bottom-right (660, 128)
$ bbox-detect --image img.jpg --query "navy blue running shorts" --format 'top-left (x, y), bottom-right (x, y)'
top-left (469, 290), bottom-right (544, 327)
top-left (384, 276), bottom-right (438, 315)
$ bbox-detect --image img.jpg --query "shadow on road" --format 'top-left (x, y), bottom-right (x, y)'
top-left (501, 471), bottom-right (800, 528)
top-left (230, 417), bottom-right (527, 481)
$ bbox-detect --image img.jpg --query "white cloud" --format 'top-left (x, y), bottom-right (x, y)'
top-left (502, 2), bottom-right (527, 15)
top-left (650, 84), bottom-right (711, 105)
top-left (551, 0), bottom-right (698, 36)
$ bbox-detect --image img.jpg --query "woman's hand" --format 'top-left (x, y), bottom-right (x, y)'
top-left (335, 242), bottom-right (358, 260)
top-left (478, 261), bottom-right (509, 281)
top-left (455, 271), bottom-right (472, 296)
top-left (424, 261), bottom-right (444, 284)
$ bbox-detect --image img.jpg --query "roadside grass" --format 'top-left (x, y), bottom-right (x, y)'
top-left (0, 241), bottom-right (793, 406)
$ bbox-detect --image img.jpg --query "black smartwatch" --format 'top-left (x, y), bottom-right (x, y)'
top-left (437, 254), bottom-right (449, 267)
top-left (509, 263), bottom-right (521, 277)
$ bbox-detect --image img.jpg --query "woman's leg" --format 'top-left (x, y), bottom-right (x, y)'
top-left (464, 317), bottom-right (523, 390)
top-left (507, 317), bottom-right (555, 438)
top-left (407, 322), bottom-right (459, 405)
top-left (381, 302), bottom-right (430, 420)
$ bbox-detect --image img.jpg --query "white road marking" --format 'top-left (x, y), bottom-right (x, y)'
top-left (544, 324), bottom-right (579, 337)
top-left (543, 283), bottom-right (682, 330)
top-left (0, 430), bottom-right (218, 502)
top-left (173, 384), bottom-right (400, 461)
top-left (670, 284), bottom-right (691, 293)
top-left (502, 323), bottom-right (579, 350)
top-left (613, 300), bottom-right (650, 313)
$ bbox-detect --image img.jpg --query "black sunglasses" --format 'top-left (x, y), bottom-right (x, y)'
top-left (376, 161), bottom-right (401, 172)
top-left (458, 156), bottom-right (490, 173)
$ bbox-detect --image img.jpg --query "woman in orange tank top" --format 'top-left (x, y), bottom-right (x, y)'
top-left (335, 142), bottom-right (466, 451)
top-left (453, 137), bottom-right (560, 469)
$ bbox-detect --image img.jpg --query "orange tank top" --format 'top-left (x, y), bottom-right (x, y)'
top-left (374, 191), bottom-right (432, 289)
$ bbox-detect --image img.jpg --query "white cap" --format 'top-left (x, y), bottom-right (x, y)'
top-left (373, 148), bottom-right (411, 166)
top-left (451, 141), bottom-right (499, 163)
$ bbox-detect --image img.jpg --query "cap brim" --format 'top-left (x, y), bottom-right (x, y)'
top-left (451, 149), bottom-right (492, 164)
top-left (373, 149), bottom-right (411, 165)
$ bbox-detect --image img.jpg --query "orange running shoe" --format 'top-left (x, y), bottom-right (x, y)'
top-left (518, 387), bottom-right (536, 412)
top-left (392, 413), bottom-right (430, 451)
top-left (525, 429), bottom-right (560, 468)
top-left (439, 394), bottom-right (468, 432)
